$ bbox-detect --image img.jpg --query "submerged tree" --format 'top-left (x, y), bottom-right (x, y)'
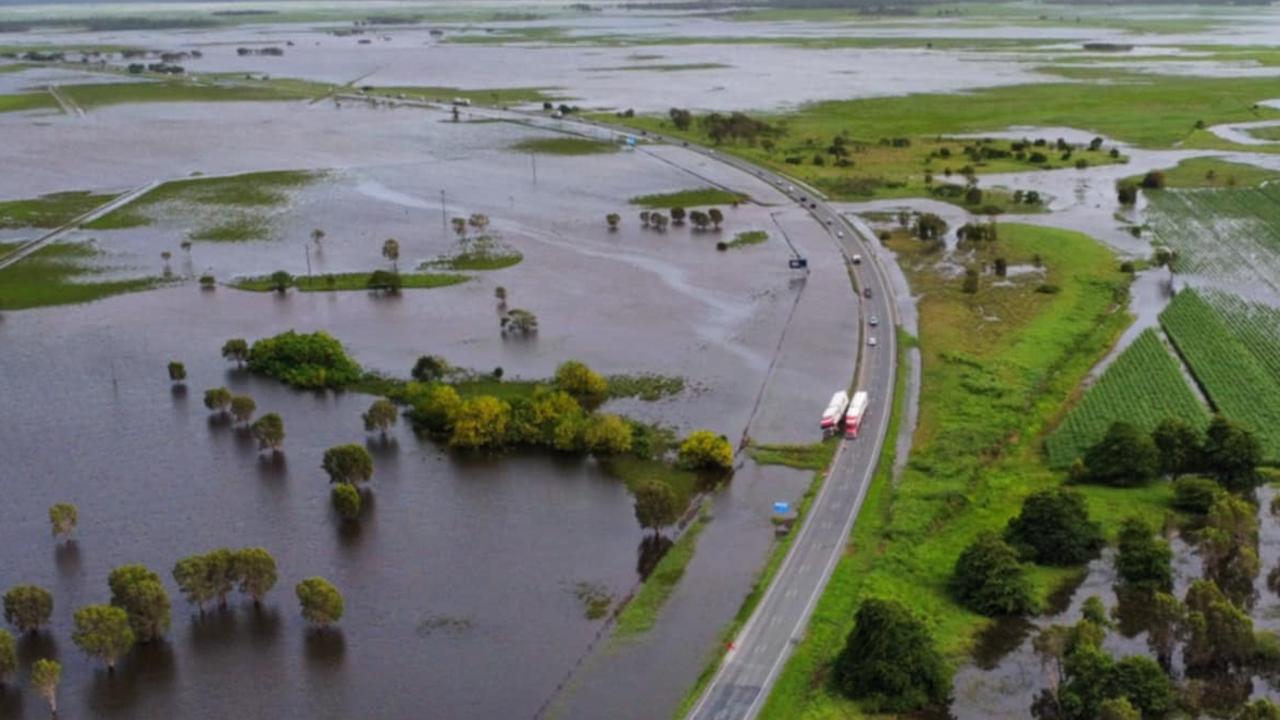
top-left (30, 659), bottom-right (60, 714)
top-left (1114, 517), bottom-right (1173, 592)
top-left (382, 238), bottom-right (400, 272)
top-left (230, 394), bottom-right (256, 426)
top-left (3, 585), bottom-right (53, 634)
top-left (107, 564), bottom-right (171, 642)
top-left (48, 503), bottom-right (77, 541)
top-left (296, 578), bottom-right (344, 627)
top-left (251, 412), bottom-right (286, 453)
top-left (167, 361), bottom-right (187, 384)
top-left (362, 399), bottom-right (398, 438)
top-left (322, 445), bottom-right (374, 485)
top-left (222, 338), bottom-right (249, 368)
top-left (235, 548), bottom-right (278, 604)
top-left (72, 604), bottom-right (135, 671)
top-left (203, 387), bottom-right (232, 415)
top-left (331, 483), bottom-right (361, 521)
top-left (633, 481), bottom-right (679, 537)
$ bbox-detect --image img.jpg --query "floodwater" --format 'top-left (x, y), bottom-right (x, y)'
top-left (0, 91), bottom-right (857, 718)
top-left (951, 486), bottom-right (1280, 719)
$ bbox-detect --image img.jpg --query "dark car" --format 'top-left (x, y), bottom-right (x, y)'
top-left (863, 288), bottom-right (872, 299)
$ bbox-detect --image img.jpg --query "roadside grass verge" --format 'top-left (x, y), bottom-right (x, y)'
top-left (0, 241), bottom-right (158, 310)
top-left (1044, 328), bottom-right (1209, 468)
top-left (758, 224), bottom-right (1154, 719)
top-left (585, 62), bottom-right (731, 72)
top-left (630, 188), bottom-right (748, 208)
top-left (0, 191), bottom-right (119, 229)
top-left (510, 137), bottom-right (617, 155)
top-left (231, 271), bottom-right (469, 292)
top-left (613, 506), bottom-right (711, 638)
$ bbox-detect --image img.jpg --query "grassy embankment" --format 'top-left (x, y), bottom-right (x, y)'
top-left (584, 63), bottom-right (731, 72)
top-left (85, 169), bottom-right (319, 242)
top-left (510, 137), bottom-right (617, 155)
top-left (629, 188), bottom-right (748, 208)
top-left (231, 272), bottom-right (469, 293)
top-left (757, 224), bottom-right (1177, 719)
top-left (615, 70), bottom-right (1280, 204)
top-left (0, 91), bottom-right (57, 114)
top-left (0, 191), bottom-right (119, 229)
top-left (57, 79), bottom-right (315, 109)
top-left (0, 241), bottom-right (159, 310)
top-left (614, 507), bottom-right (711, 638)
top-left (362, 85), bottom-right (560, 105)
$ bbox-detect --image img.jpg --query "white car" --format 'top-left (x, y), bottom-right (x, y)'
top-left (837, 231), bottom-right (845, 238)
top-left (867, 337), bottom-right (878, 347)
top-left (869, 316), bottom-right (879, 327)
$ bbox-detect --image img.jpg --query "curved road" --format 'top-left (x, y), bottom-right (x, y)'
top-left (336, 94), bottom-right (898, 720)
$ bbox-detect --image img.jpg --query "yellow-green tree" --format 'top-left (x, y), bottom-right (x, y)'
top-left (553, 360), bottom-right (608, 409)
top-left (449, 396), bottom-right (511, 449)
top-left (678, 430), bottom-right (733, 471)
top-left (584, 414), bottom-right (633, 455)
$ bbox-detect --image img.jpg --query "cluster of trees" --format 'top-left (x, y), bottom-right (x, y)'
top-left (409, 361), bottom-right (634, 455)
top-left (201, 385), bottom-right (285, 451)
top-left (1072, 416), bottom-right (1262, 491)
top-left (244, 331), bottom-right (363, 390)
top-left (832, 598), bottom-right (950, 712)
top-left (635, 207), bottom-right (725, 233)
top-left (699, 111), bottom-right (781, 146)
top-left (173, 547), bottom-right (279, 611)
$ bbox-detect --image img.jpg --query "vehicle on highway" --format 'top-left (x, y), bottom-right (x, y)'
top-left (869, 315), bottom-right (879, 327)
top-left (821, 390), bottom-right (850, 437)
top-left (837, 231), bottom-right (845, 238)
top-left (863, 287), bottom-right (873, 299)
top-left (868, 337), bottom-right (878, 347)
top-left (851, 254), bottom-right (862, 264)
top-left (844, 391), bottom-right (869, 438)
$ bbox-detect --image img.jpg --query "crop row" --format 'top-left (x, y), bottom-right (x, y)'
top-left (1204, 289), bottom-right (1280, 381)
top-left (1146, 186), bottom-right (1280, 305)
top-left (1045, 328), bottom-right (1207, 468)
top-left (1159, 289), bottom-right (1280, 462)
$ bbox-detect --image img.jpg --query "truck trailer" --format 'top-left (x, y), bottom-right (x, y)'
top-left (844, 391), bottom-right (869, 438)
top-left (821, 391), bottom-right (850, 435)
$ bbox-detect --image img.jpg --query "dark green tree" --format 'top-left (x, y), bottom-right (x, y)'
top-left (323, 444), bottom-right (374, 484)
top-left (1107, 655), bottom-right (1173, 718)
top-left (950, 532), bottom-right (1034, 616)
top-left (251, 412), bottom-right (285, 452)
top-left (832, 599), bottom-right (949, 712)
top-left (1183, 579), bottom-right (1254, 673)
top-left (107, 565), bottom-right (171, 642)
top-left (362, 398), bottom-right (398, 437)
top-left (411, 355), bottom-right (451, 382)
top-left (221, 338), bottom-right (249, 367)
top-left (203, 386), bottom-right (232, 414)
top-left (1114, 517), bottom-right (1173, 592)
top-left (633, 481), bottom-right (679, 536)
top-left (3, 585), bottom-right (53, 634)
top-left (1151, 417), bottom-right (1202, 478)
top-left (48, 502), bottom-right (77, 541)
top-left (167, 361), bottom-right (187, 383)
top-left (230, 394), bottom-right (256, 425)
top-left (234, 548), bottom-right (278, 604)
top-left (269, 270), bottom-right (293, 293)
top-left (1081, 421), bottom-right (1158, 486)
top-left (1201, 415), bottom-right (1262, 491)
top-left (1004, 488), bottom-right (1104, 566)
top-left (1237, 700), bottom-right (1280, 720)
top-left (173, 555), bottom-right (215, 612)
top-left (1172, 476), bottom-right (1221, 515)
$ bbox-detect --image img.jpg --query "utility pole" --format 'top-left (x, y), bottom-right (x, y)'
top-left (305, 244), bottom-right (312, 283)
top-left (440, 189), bottom-right (447, 235)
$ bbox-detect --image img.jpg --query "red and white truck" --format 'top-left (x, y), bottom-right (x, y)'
top-left (821, 391), bottom-right (849, 435)
top-left (844, 391), bottom-right (869, 438)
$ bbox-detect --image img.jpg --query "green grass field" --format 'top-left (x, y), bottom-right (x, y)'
top-left (1247, 125), bottom-right (1280, 142)
top-left (629, 188), bottom-right (748, 208)
top-left (0, 241), bottom-right (158, 310)
top-left (509, 137), bottom-right (617, 155)
top-left (85, 170), bottom-right (319, 239)
top-left (1044, 328), bottom-right (1207, 468)
top-left (232, 271), bottom-right (469, 292)
top-left (57, 80), bottom-right (314, 109)
top-left (1159, 289), bottom-right (1280, 462)
top-left (0, 91), bottom-right (58, 114)
top-left (1133, 157), bottom-right (1280, 189)
top-left (1203, 290), bottom-right (1280, 381)
top-left (0, 191), bottom-right (119, 229)
top-left (363, 85), bottom-right (559, 105)
top-left (759, 224), bottom-right (1173, 719)
top-left (719, 230), bottom-right (768, 250)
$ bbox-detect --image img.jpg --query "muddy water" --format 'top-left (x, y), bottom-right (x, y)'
top-left (952, 486), bottom-right (1280, 719)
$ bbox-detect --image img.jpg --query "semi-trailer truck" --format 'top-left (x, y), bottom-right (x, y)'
top-left (821, 391), bottom-right (849, 436)
top-left (844, 391), bottom-right (869, 438)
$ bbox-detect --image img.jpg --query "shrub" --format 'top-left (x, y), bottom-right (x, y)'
top-left (678, 430), bottom-right (733, 471)
top-left (951, 533), bottom-right (1034, 616)
top-left (833, 599), bottom-right (949, 712)
top-left (1081, 421), bottom-right (1159, 486)
top-left (1172, 476), bottom-right (1222, 514)
top-left (246, 331), bottom-right (362, 389)
top-left (1004, 488), bottom-right (1104, 566)
top-left (1114, 517), bottom-right (1173, 592)
top-left (553, 360), bottom-right (607, 409)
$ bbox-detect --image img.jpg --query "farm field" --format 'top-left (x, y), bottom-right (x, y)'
top-left (1159, 289), bottom-right (1280, 462)
top-left (1145, 184), bottom-right (1280, 304)
top-left (1044, 328), bottom-right (1207, 469)
top-left (1204, 289), bottom-right (1280, 380)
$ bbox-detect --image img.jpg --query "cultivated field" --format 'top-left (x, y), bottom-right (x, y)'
top-left (1160, 289), bottom-right (1280, 461)
top-left (1045, 328), bottom-right (1206, 468)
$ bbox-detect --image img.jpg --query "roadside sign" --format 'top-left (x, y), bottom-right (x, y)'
top-left (773, 501), bottom-right (790, 513)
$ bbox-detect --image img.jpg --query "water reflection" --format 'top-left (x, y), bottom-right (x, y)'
top-left (304, 629), bottom-right (346, 671)
top-left (17, 633), bottom-right (58, 667)
top-left (255, 452), bottom-right (287, 480)
top-left (364, 435), bottom-right (398, 457)
top-left (187, 606), bottom-right (239, 652)
top-left (206, 413), bottom-right (232, 431)
top-left (85, 641), bottom-right (176, 717)
top-left (0, 685), bottom-right (23, 720)
top-left (245, 605), bottom-right (283, 652)
top-left (54, 541), bottom-right (81, 576)
top-left (636, 535), bottom-right (672, 580)
top-left (170, 384), bottom-right (188, 402)
top-left (970, 616), bottom-right (1035, 671)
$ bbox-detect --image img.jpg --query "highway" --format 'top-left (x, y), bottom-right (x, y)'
top-left (335, 94), bottom-right (898, 720)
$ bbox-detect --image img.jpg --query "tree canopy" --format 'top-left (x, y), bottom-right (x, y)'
top-left (296, 577), bottom-right (344, 627)
top-left (1004, 488), bottom-right (1104, 566)
top-left (633, 481), bottom-right (680, 535)
top-left (247, 331), bottom-right (362, 389)
top-left (322, 444), bottom-right (374, 484)
top-left (833, 598), bottom-right (949, 712)
top-left (107, 564), bottom-right (170, 642)
top-left (72, 604), bottom-right (135, 670)
top-left (677, 430), bottom-right (734, 471)
top-left (1114, 517), bottom-right (1173, 592)
top-left (1080, 421), bottom-right (1158, 486)
top-left (48, 502), bottom-right (77, 540)
top-left (950, 532), bottom-right (1034, 616)
top-left (553, 360), bottom-right (607, 409)
top-left (1201, 415), bottom-right (1262, 491)
top-left (251, 412), bottom-right (285, 452)
top-left (3, 585), bottom-right (53, 634)
top-left (363, 398), bottom-right (398, 436)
